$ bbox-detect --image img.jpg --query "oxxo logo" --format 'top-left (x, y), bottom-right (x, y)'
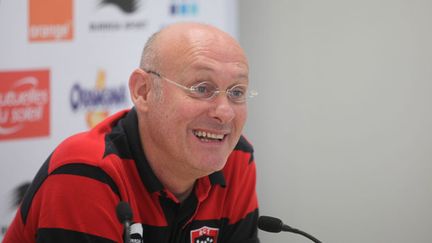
top-left (28, 0), bottom-right (74, 42)
top-left (69, 70), bottom-right (127, 128)
top-left (0, 70), bottom-right (50, 140)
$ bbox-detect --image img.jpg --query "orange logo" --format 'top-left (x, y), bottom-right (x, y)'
top-left (28, 0), bottom-right (74, 42)
top-left (0, 70), bottom-right (50, 140)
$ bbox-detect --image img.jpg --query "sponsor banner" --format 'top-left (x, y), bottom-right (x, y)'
top-left (0, 1), bottom-right (236, 241)
top-left (0, 69), bottom-right (50, 140)
top-left (28, 0), bottom-right (74, 42)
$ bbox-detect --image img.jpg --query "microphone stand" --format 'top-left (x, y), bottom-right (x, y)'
top-left (282, 225), bottom-right (322, 243)
top-left (123, 220), bottom-right (131, 243)
top-left (258, 215), bottom-right (322, 243)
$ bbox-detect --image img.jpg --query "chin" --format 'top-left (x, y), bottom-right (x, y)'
top-left (200, 159), bottom-right (227, 174)
top-left (190, 152), bottom-right (230, 175)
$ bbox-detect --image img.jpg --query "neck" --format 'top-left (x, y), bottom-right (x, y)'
top-left (149, 159), bottom-right (197, 202)
top-left (175, 185), bottom-right (195, 202)
top-left (136, 116), bottom-right (200, 202)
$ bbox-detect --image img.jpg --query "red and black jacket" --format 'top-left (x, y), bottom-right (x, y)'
top-left (4, 108), bottom-right (259, 243)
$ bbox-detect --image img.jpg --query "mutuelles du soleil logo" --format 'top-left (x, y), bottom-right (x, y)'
top-left (0, 70), bottom-right (50, 141)
top-left (69, 70), bottom-right (127, 128)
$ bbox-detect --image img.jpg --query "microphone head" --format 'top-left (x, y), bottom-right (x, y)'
top-left (116, 201), bottom-right (133, 223)
top-left (257, 215), bottom-right (283, 233)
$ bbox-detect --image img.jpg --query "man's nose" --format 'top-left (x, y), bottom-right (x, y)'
top-left (208, 94), bottom-right (235, 124)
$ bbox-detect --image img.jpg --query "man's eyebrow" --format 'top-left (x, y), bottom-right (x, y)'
top-left (188, 60), bottom-right (248, 71)
top-left (187, 65), bottom-right (249, 79)
top-left (235, 72), bottom-right (249, 80)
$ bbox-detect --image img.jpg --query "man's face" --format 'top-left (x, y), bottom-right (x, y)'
top-left (142, 29), bottom-right (249, 179)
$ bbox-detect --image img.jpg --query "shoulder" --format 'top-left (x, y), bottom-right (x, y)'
top-left (49, 109), bottom-right (130, 171)
top-left (234, 135), bottom-right (254, 154)
top-left (15, 110), bottom-right (132, 240)
top-left (35, 110), bottom-right (132, 199)
top-left (228, 135), bottom-right (255, 166)
top-left (223, 135), bottom-right (256, 179)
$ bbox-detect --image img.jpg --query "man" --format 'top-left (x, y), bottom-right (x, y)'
top-left (4, 22), bottom-right (259, 243)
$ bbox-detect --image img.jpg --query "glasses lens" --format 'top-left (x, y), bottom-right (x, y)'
top-left (227, 84), bottom-right (247, 102)
top-left (190, 82), bottom-right (217, 99)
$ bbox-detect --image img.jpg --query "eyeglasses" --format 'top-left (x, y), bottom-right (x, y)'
top-left (143, 69), bottom-right (257, 104)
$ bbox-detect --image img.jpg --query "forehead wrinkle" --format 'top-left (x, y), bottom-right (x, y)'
top-left (186, 36), bottom-right (248, 66)
top-left (176, 44), bottom-right (249, 81)
top-left (178, 61), bottom-right (249, 88)
top-left (191, 62), bottom-right (249, 81)
top-left (155, 23), bottom-right (249, 81)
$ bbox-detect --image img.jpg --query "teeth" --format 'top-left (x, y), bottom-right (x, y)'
top-left (194, 130), bottom-right (224, 140)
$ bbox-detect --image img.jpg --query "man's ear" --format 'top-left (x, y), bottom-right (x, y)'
top-left (129, 68), bottom-right (152, 112)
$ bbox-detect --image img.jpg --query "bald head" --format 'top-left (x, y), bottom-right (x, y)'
top-left (139, 22), bottom-right (248, 76)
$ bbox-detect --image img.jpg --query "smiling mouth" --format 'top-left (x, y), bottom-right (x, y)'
top-left (193, 130), bottom-right (225, 142)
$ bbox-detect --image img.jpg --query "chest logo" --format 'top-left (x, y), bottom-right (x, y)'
top-left (190, 226), bottom-right (219, 243)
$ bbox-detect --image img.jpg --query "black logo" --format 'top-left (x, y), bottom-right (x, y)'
top-left (100, 0), bottom-right (139, 13)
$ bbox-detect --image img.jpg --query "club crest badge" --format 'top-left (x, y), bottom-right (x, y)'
top-left (190, 226), bottom-right (219, 243)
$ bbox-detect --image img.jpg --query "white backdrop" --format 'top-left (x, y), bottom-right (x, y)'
top-left (240, 1), bottom-right (432, 242)
top-left (0, 0), bottom-right (237, 239)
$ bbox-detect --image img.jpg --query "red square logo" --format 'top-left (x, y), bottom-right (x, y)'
top-left (0, 70), bottom-right (50, 140)
top-left (190, 226), bottom-right (219, 243)
top-left (28, 0), bottom-right (74, 42)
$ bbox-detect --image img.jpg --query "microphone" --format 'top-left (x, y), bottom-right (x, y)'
top-left (116, 201), bottom-right (133, 243)
top-left (258, 215), bottom-right (322, 243)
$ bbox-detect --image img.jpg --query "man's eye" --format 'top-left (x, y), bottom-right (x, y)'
top-left (196, 85), bottom-right (208, 93)
top-left (191, 82), bottom-right (215, 96)
top-left (230, 87), bottom-right (246, 97)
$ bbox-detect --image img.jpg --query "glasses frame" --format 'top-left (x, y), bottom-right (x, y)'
top-left (143, 69), bottom-right (257, 103)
